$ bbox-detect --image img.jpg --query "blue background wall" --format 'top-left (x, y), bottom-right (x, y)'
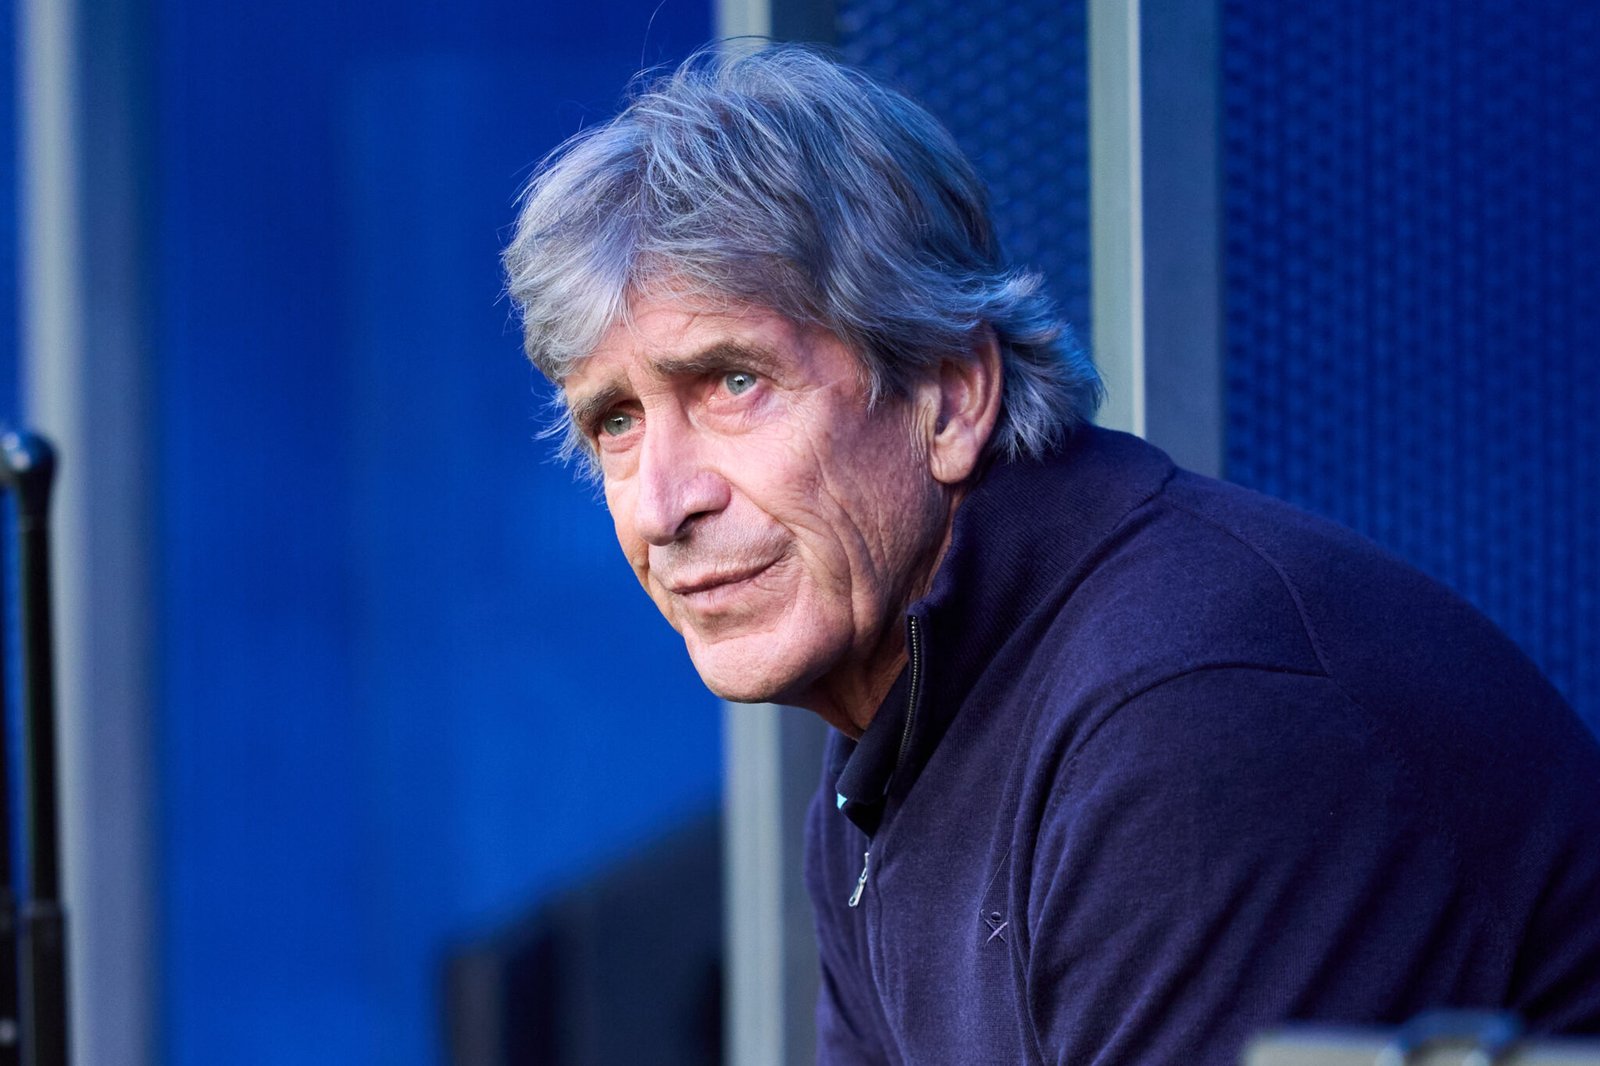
top-left (836, 0), bottom-right (1092, 340)
top-left (1221, 0), bottom-right (1600, 734)
top-left (149, 2), bottom-right (715, 1063)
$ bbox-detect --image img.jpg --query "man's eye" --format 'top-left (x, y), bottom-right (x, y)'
top-left (599, 412), bottom-right (635, 437)
top-left (723, 370), bottom-right (758, 396)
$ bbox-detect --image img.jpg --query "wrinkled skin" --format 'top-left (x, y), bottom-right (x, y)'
top-left (563, 295), bottom-right (997, 735)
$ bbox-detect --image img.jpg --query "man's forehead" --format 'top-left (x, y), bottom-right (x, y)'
top-left (560, 298), bottom-right (811, 396)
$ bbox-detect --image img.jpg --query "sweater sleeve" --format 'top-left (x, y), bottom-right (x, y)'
top-left (1021, 665), bottom-right (1480, 1066)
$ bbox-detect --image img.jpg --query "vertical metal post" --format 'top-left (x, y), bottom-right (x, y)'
top-left (723, 704), bottom-right (783, 1066)
top-left (1090, 0), bottom-right (1223, 473)
top-left (13, 5), bottom-right (80, 1060)
top-left (0, 495), bottom-right (16, 1066)
top-left (1139, 0), bottom-right (1222, 476)
top-left (2, 434), bottom-right (69, 1066)
top-left (1089, 0), bottom-right (1147, 438)
top-left (718, 0), bottom-right (768, 50)
top-left (16, 0), bottom-right (156, 1060)
top-left (723, 705), bottom-right (827, 1066)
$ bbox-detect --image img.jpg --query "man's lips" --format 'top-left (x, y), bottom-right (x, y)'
top-left (665, 559), bottom-right (779, 597)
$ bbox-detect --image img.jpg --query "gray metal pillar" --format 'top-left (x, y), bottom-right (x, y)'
top-left (16, 0), bottom-right (157, 1061)
top-left (723, 704), bottom-right (827, 1066)
top-left (1090, 0), bottom-right (1223, 474)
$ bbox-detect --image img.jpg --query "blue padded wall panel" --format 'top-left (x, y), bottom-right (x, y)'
top-left (836, 0), bottom-right (1092, 337)
top-left (1222, 1), bottom-right (1600, 731)
top-left (151, 2), bottom-right (714, 1064)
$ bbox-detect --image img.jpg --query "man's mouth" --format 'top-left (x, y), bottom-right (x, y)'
top-left (667, 559), bottom-right (778, 598)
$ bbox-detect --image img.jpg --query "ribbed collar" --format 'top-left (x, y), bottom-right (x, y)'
top-left (831, 426), bottom-right (1176, 836)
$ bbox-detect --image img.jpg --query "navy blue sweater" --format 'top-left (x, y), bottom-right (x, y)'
top-left (806, 427), bottom-right (1600, 1065)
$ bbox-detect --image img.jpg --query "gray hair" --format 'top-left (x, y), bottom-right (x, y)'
top-left (502, 44), bottom-right (1101, 465)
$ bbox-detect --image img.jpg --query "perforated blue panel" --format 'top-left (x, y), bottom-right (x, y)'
top-left (836, 0), bottom-right (1092, 336)
top-left (1223, 1), bottom-right (1600, 732)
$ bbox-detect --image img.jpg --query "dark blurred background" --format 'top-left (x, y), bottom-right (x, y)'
top-left (0, 0), bottom-right (1595, 1064)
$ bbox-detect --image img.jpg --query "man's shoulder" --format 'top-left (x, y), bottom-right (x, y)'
top-left (1003, 453), bottom-right (1590, 792)
top-left (1016, 457), bottom-right (1599, 851)
top-left (1027, 456), bottom-right (1552, 706)
top-left (1013, 464), bottom-right (1340, 710)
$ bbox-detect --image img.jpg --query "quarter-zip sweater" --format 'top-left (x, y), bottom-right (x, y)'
top-left (806, 426), bottom-right (1600, 1065)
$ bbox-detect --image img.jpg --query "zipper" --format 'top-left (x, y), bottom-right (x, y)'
top-left (847, 616), bottom-right (925, 909)
top-left (848, 851), bottom-right (871, 908)
top-left (895, 615), bottom-right (923, 775)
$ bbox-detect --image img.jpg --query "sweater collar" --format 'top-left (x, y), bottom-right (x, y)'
top-left (832, 426), bottom-right (1175, 834)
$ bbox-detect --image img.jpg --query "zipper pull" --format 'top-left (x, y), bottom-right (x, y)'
top-left (848, 851), bottom-right (871, 908)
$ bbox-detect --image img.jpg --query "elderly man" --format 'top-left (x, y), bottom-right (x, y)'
top-left (503, 46), bottom-right (1600, 1065)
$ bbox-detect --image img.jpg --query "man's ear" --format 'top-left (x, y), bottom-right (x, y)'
top-left (927, 330), bottom-right (1003, 486)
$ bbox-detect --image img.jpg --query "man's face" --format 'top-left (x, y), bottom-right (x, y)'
top-left (563, 294), bottom-right (949, 717)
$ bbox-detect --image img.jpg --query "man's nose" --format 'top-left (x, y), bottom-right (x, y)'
top-left (633, 414), bottom-right (730, 545)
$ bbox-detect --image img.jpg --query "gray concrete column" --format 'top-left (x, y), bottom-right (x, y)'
top-left (16, 0), bottom-right (157, 1060)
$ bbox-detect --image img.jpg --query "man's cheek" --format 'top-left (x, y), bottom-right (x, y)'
top-left (657, 597), bottom-right (688, 635)
top-left (605, 484), bottom-right (642, 559)
top-left (608, 522), bottom-right (663, 617)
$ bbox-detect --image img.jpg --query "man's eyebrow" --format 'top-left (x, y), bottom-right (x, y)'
top-left (652, 340), bottom-right (788, 379)
top-left (566, 382), bottom-right (629, 434)
top-left (566, 341), bottom-right (789, 432)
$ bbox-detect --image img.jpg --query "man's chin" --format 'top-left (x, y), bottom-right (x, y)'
top-left (695, 668), bottom-right (791, 706)
top-left (686, 641), bottom-right (816, 707)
